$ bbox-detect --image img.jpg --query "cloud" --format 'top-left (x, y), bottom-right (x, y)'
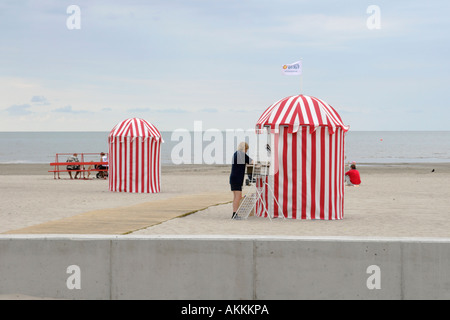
top-left (30, 95), bottom-right (50, 105)
top-left (155, 108), bottom-right (189, 113)
top-left (127, 107), bottom-right (151, 113)
top-left (127, 107), bottom-right (190, 113)
top-left (6, 104), bottom-right (32, 116)
top-left (199, 108), bottom-right (218, 113)
top-left (52, 105), bottom-right (89, 114)
top-left (1, 1), bottom-right (449, 132)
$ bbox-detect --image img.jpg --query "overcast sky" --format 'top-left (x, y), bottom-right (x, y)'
top-left (1, 0), bottom-right (449, 131)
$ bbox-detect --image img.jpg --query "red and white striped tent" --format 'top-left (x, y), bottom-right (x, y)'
top-left (255, 94), bottom-right (349, 220)
top-left (108, 118), bottom-right (163, 193)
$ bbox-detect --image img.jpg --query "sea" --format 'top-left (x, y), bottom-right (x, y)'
top-left (1, 131), bottom-right (450, 165)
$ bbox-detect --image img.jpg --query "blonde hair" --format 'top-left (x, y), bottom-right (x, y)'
top-left (237, 142), bottom-right (249, 152)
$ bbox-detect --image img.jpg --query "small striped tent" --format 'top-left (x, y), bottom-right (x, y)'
top-left (255, 95), bottom-right (349, 220)
top-left (108, 118), bottom-right (163, 193)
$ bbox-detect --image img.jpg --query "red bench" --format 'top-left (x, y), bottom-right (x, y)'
top-left (49, 161), bottom-right (108, 180)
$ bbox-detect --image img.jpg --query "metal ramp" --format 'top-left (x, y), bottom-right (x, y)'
top-left (234, 187), bottom-right (258, 220)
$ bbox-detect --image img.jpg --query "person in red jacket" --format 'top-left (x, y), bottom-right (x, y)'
top-left (345, 164), bottom-right (361, 186)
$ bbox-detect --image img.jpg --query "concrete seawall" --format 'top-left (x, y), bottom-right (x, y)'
top-left (1, 235), bottom-right (449, 300)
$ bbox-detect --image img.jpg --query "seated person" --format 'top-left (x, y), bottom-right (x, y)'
top-left (345, 164), bottom-right (361, 186)
top-left (66, 153), bottom-right (80, 179)
top-left (97, 152), bottom-right (108, 178)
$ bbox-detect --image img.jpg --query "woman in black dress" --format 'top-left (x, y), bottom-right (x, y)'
top-left (230, 142), bottom-right (253, 219)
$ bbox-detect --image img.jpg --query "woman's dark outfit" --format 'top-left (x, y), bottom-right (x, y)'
top-left (229, 151), bottom-right (251, 191)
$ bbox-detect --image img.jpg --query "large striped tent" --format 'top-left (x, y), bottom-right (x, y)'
top-left (255, 95), bottom-right (349, 220)
top-left (108, 118), bottom-right (163, 193)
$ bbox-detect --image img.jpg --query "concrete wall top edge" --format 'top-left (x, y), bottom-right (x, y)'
top-left (1, 234), bottom-right (450, 243)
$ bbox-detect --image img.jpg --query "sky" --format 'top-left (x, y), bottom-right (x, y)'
top-left (1, 0), bottom-right (449, 132)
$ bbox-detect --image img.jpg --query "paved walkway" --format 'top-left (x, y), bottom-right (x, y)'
top-left (3, 193), bottom-right (231, 235)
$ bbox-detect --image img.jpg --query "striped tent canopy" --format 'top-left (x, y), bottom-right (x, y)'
top-left (254, 95), bottom-right (348, 220)
top-left (256, 94), bottom-right (349, 134)
top-left (108, 118), bottom-right (163, 141)
top-left (108, 118), bottom-right (162, 193)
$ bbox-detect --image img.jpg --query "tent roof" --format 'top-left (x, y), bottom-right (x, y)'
top-left (109, 118), bottom-right (162, 140)
top-left (256, 95), bottom-right (349, 134)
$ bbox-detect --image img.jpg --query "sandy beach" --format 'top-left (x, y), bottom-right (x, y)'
top-left (1, 162), bottom-right (450, 238)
